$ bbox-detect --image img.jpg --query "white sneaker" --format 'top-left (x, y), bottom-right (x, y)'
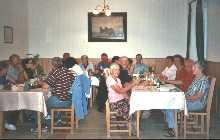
top-left (4, 123), bottom-right (16, 131)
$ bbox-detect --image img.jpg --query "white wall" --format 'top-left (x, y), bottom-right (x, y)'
top-left (28, 0), bottom-right (188, 58)
top-left (207, 0), bottom-right (220, 62)
top-left (0, 0), bottom-right (28, 60)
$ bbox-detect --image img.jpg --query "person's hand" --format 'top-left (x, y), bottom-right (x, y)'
top-left (133, 78), bottom-right (141, 86)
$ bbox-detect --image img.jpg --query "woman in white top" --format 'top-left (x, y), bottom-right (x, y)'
top-left (161, 56), bottom-right (177, 80)
top-left (79, 55), bottom-right (94, 77)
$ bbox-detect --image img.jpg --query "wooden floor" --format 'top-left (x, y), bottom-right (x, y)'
top-left (1, 104), bottom-right (220, 139)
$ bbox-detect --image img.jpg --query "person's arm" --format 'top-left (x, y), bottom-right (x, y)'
top-left (111, 79), bottom-right (140, 94)
top-left (186, 91), bottom-right (204, 101)
top-left (165, 79), bottom-right (183, 85)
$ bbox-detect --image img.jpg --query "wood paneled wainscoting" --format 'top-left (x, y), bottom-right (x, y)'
top-left (38, 58), bottom-right (167, 75)
top-left (208, 61), bottom-right (220, 118)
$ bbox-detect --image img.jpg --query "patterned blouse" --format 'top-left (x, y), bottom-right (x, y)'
top-left (45, 67), bottom-right (75, 101)
top-left (185, 75), bottom-right (209, 106)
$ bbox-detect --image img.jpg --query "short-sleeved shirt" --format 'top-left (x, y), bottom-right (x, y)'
top-left (6, 65), bottom-right (19, 82)
top-left (106, 76), bottom-right (124, 103)
top-left (79, 63), bottom-right (94, 77)
top-left (162, 64), bottom-right (177, 80)
top-left (45, 67), bottom-right (75, 101)
top-left (133, 63), bottom-right (149, 74)
top-left (175, 68), bottom-right (194, 92)
top-left (185, 75), bottom-right (209, 107)
top-left (96, 61), bottom-right (110, 70)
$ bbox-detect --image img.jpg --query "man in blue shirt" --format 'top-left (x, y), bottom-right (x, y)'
top-left (132, 54), bottom-right (149, 75)
top-left (164, 61), bottom-right (209, 137)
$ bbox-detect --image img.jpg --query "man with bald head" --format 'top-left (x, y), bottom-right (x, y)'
top-left (118, 56), bottom-right (132, 86)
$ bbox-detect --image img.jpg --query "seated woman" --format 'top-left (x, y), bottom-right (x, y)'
top-left (164, 61), bottom-right (209, 137)
top-left (164, 55), bottom-right (194, 92)
top-left (44, 57), bottom-right (75, 118)
top-left (106, 63), bottom-right (139, 121)
top-left (160, 56), bottom-right (177, 80)
top-left (22, 57), bottom-right (44, 79)
top-left (6, 54), bottom-right (28, 84)
top-left (79, 55), bottom-right (95, 77)
top-left (4, 54), bottom-right (28, 131)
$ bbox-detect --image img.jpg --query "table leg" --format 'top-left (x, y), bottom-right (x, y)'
top-left (0, 112), bottom-right (3, 137)
top-left (90, 87), bottom-right (93, 108)
top-left (37, 112), bottom-right (41, 138)
top-left (137, 111), bottom-right (140, 138)
top-left (174, 110), bottom-right (178, 137)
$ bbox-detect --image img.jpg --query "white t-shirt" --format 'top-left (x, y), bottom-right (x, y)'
top-left (69, 64), bottom-right (84, 76)
top-left (162, 64), bottom-right (177, 80)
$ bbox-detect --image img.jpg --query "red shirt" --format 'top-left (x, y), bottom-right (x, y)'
top-left (175, 68), bottom-right (194, 92)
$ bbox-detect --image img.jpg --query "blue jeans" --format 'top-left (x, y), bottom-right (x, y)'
top-left (31, 96), bottom-right (72, 127)
top-left (4, 111), bottom-right (18, 125)
top-left (165, 100), bottom-right (204, 129)
top-left (46, 96), bottom-right (72, 115)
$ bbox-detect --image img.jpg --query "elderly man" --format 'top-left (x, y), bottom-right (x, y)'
top-left (118, 56), bottom-right (132, 86)
top-left (164, 61), bottom-right (209, 137)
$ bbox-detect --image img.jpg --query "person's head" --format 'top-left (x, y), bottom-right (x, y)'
top-left (51, 57), bottom-right (63, 69)
top-left (192, 61), bottom-right (208, 76)
top-left (110, 63), bottom-right (120, 78)
top-left (42, 82), bottom-right (49, 94)
top-left (81, 55), bottom-right (89, 65)
top-left (136, 54), bottom-right (143, 64)
top-left (119, 56), bottom-right (129, 69)
top-left (63, 53), bottom-right (70, 61)
top-left (9, 54), bottom-right (21, 66)
top-left (165, 56), bottom-right (174, 67)
top-left (22, 58), bottom-right (33, 69)
top-left (111, 56), bottom-right (120, 64)
top-left (173, 54), bottom-right (184, 68)
top-left (184, 59), bottom-right (193, 72)
top-left (101, 53), bottom-right (108, 62)
top-left (63, 57), bottom-right (78, 69)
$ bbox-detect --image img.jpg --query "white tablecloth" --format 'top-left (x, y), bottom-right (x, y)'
top-left (0, 90), bottom-right (47, 116)
top-left (86, 76), bottom-right (99, 98)
top-left (129, 84), bottom-right (188, 116)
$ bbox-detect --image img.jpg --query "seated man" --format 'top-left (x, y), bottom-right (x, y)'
top-left (132, 54), bottom-right (149, 75)
top-left (164, 61), bottom-right (209, 137)
top-left (118, 56), bottom-right (132, 86)
top-left (95, 53), bottom-right (110, 74)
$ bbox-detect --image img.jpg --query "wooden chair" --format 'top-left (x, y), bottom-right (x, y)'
top-left (50, 106), bottom-right (78, 134)
top-left (183, 77), bottom-right (216, 138)
top-left (105, 100), bottom-right (131, 138)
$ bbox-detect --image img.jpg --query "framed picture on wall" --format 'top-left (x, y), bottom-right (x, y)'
top-left (88, 12), bottom-right (127, 42)
top-left (4, 26), bottom-right (13, 44)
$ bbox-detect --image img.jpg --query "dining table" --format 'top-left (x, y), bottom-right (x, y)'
top-left (0, 88), bottom-right (47, 138)
top-left (129, 83), bottom-right (188, 138)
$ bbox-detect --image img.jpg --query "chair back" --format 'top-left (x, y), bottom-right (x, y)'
top-left (206, 77), bottom-right (216, 113)
top-left (106, 100), bottom-right (110, 114)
